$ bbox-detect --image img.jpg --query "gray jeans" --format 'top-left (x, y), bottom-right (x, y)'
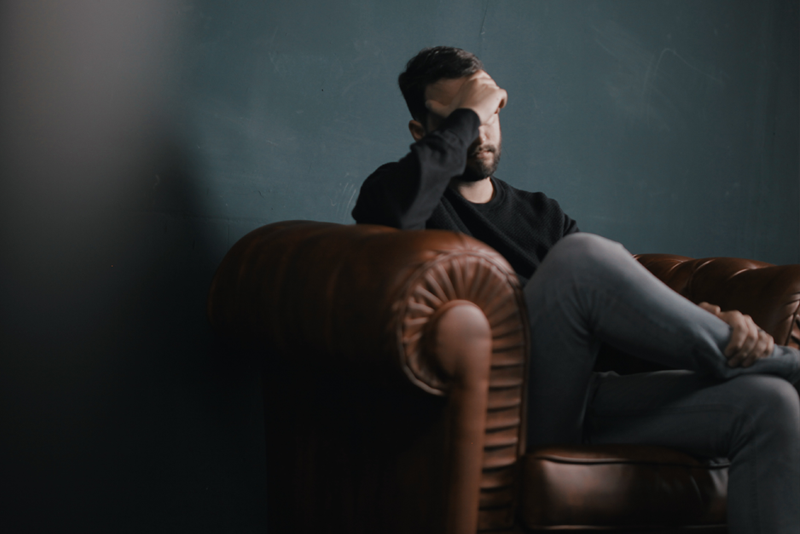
top-left (524, 233), bottom-right (800, 534)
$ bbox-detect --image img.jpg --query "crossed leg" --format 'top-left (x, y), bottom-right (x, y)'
top-left (523, 233), bottom-right (800, 533)
top-left (589, 371), bottom-right (800, 534)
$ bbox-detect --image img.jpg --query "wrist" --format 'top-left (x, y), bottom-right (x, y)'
top-left (444, 108), bottom-right (480, 129)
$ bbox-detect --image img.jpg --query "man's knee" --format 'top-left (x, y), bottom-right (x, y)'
top-left (551, 232), bottom-right (621, 257)
top-left (544, 233), bottom-right (627, 270)
top-left (735, 375), bottom-right (800, 436)
top-left (534, 233), bottom-right (630, 288)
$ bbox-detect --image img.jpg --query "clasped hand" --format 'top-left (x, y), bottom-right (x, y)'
top-left (698, 302), bottom-right (774, 367)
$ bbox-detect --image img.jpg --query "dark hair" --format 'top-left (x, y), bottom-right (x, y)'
top-left (398, 46), bottom-right (483, 122)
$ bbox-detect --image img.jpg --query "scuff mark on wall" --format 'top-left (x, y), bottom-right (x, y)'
top-left (593, 21), bottom-right (725, 131)
top-left (331, 177), bottom-right (358, 223)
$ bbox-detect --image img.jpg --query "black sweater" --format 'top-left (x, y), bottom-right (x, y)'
top-left (352, 109), bottom-right (579, 285)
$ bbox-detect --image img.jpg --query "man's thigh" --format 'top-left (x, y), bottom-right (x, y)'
top-left (585, 370), bottom-right (795, 457)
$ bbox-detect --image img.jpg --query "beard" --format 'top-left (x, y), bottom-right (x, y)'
top-left (461, 141), bottom-right (502, 182)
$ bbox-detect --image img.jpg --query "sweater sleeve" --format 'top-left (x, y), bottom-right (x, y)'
top-left (351, 109), bottom-right (480, 230)
top-left (563, 212), bottom-right (579, 236)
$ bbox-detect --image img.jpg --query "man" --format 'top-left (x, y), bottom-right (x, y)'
top-left (352, 46), bottom-right (800, 533)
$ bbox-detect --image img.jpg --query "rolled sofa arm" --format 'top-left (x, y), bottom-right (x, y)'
top-left (207, 220), bottom-right (529, 393)
top-left (207, 220), bottom-right (530, 531)
top-left (636, 254), bottom-right (800, 348)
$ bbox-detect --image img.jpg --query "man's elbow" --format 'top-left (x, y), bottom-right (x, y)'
top-left (352, 209), bottom-right (423, 231)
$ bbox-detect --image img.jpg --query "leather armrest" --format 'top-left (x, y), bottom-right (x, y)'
top-left (207, 220), bottom-right (529, 394)
top-left (637, 254), bottom-right (800, 348)
top-left (208, 221), bottom-right (530, 531)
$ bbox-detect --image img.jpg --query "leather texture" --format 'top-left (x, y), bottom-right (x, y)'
top-left (208, 221), bottom-right (528, 533)
top-left (523, 254), bottom-right (800, 532)
top-left (521, 445), bottom-right (728, 531)
top-left (635, 254), bottom-right (800, 349)
top-left (207, 221), bottom-right (800, 533)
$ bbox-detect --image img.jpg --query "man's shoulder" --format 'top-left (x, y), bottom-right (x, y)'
top-left (367, 161), bottom-right (400, 177)
top-left (358, 162), bottom-right (404, 193)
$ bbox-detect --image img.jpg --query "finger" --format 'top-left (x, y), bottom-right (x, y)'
top-left (470, 70), bottom-right (492, 81)
top-left (724, 311), bottom-right (747, 358)
top-left (497, 88), bottom-right (508, 110)
top-left (483, 86), bottom-right (507, 114)
top-left (756, 328), bottom-right (774, 359)
top-left (725, 313), bottom-right (755, 364)
top-left (729, 316), bottom-right (759, 367)
top-left (470, 72), bottom-right (502, 94)
top-left (736, 317), bottom-right (759, 361)
top-left (463, 72), bottom-right (495, 94)
top-left (741, 331), bottom-right (765, 367)
top-left (425, 99), bottom-right (448, 118)
top-left (742, 329), bottom-right (774, 367)
top-left (698, 302), bottom-right (721, 315)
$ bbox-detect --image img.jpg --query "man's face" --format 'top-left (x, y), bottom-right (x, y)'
top-left (423, 74), bottom-right (502, 182)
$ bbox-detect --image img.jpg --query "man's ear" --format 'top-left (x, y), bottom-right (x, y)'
top-left (408, 120), bottom-right (426, 142)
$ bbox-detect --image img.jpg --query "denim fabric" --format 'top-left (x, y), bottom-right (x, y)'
top-left (523, 233), bottom-right (800, 534)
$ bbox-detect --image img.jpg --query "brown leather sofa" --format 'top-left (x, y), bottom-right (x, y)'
top-left (207, 220), bottom-right (800, 534)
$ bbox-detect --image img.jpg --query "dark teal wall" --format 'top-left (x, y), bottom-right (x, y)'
top-left (176, 0), bottom-right (799, 263)
top-left (1, 1), bottom-right (797, 532)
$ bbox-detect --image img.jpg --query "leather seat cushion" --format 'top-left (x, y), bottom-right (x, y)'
top-left (520, 444), bottom-right (728, 530)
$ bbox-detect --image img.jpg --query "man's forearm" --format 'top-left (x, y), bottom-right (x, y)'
top-left (351, 109), bottom-right (480, 229)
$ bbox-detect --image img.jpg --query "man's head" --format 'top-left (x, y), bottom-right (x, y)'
top-left (399, 47), bottom-right (502, 182)
top-left (398, 46), bottom-right (483, 125)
